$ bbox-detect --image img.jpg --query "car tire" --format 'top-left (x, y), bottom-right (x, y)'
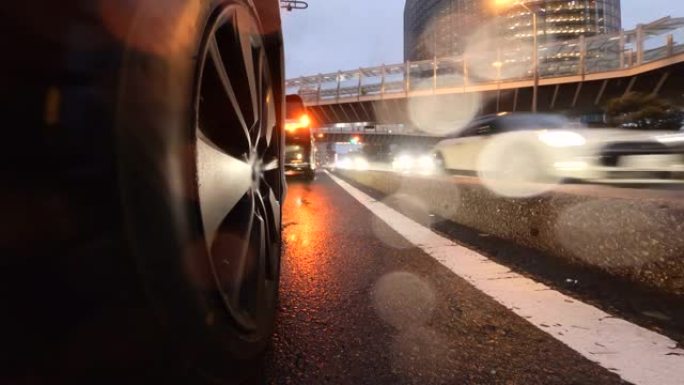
top-left (304, 168), bottom-right (316, 181)
top-left (1, 0), bottom-right (284, 383)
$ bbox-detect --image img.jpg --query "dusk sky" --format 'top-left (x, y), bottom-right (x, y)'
top-left (281, 0), bottom-right (683, 78)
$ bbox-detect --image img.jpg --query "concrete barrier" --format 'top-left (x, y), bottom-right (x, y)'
top-left (336, 170), bottom-right (684, 295)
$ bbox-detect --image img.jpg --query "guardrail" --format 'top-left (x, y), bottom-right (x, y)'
top-left (287, 17), bottom-right (684, 104)
top-left (335, 169), bottom-right (684, 296)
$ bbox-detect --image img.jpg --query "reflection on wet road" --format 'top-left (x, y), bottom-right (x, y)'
top-left (264, 173), bottom-right (632, 385)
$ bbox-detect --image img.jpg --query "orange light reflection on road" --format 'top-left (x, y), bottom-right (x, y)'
top-left (282, 188), bottom-right (324, 280)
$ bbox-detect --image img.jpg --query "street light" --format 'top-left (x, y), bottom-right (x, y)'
top-left (492, 59), bottom-right (503, 112)
top-left (492, 60), bottom-right (503, 78)
top-left (280, 0), bottom-right (308, 11)
top-left (492, 0), bottom-right (540, 113)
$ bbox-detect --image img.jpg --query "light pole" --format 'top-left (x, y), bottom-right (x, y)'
top-left (492, 52), bottom-right (502, 112)
top-left (493, 0), bottom-right (540, 113)
top-left (528, 3), bottom-right (539, 113)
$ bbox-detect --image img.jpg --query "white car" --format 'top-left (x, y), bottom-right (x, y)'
top-left (433, 113), bottom-right (684, 185)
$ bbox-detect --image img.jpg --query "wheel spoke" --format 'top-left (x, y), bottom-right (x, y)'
top-left (215, 9), bottom-right (260, 134)
top-left (262, 86), bottom-right (276, 148)
top-left (207, 34), bottom-right (251, 142)
top-left (209, 189), bottom-right (257, 330)
top-left (226, 191), bottom-right (258, 305)
top-left (235, 11), bottom-right (260, 134)
top-left (251, 51), bottom-right (265, 150)
top-left (197, 133), bottom-right (252, 249)
top-left (227, 198), bottom-right (265, 311)
top-left (263, 156), bottom-right (279, 171)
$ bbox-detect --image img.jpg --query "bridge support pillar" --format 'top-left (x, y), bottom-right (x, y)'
top-left (619, 30), bottom-right (626, 68)
top-left (512, 88), bottom-right (519, 112)
top-left (652, 71), bottom-right (670, 97)
top-left (550, 84), bottom-right (560, 109)
top-left (595, 79), bottom-right (608, 106)
top-left (572, 82), bottom-right (583, 108)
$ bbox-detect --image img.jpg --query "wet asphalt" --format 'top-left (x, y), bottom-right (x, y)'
top-left (263, 172), bottom-right (628, 385)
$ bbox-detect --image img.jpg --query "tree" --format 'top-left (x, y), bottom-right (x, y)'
top-left (604, 92), bottom-right (683, 130)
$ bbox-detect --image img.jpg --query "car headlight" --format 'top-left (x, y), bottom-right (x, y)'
top-left (336, 158), bottom-right (352, 169)
top-left (417, 155), bottom-right (435, 171)
top-left (538, 130), bottom-right (586, 147)
top-left (393, 155), bottom-right (415, 170)
top-left (353, 157), bottom-right (370, 171)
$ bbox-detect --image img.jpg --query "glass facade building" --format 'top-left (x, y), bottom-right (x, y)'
top-left (501, 0), bottom-right (622, 45)
top-left (404, 0), bottom-right (487, 61)
top-left (404, 0), bottom-right (622, 61)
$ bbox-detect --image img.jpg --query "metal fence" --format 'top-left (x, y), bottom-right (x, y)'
top-left (319, 124), bottom-right (430, 136)
top-left (286, 17), bottom-right (684, 104)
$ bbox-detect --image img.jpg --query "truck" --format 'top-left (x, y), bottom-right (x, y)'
top-left (285, 95), bottom-right (316, 180)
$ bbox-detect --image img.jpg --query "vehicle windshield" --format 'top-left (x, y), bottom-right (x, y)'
top-left (498, 114), bottom-right (570, 130)
top-left (285, 143), bottom-right (308, 154)
top-left (285, 130), bottom-right (311, 142)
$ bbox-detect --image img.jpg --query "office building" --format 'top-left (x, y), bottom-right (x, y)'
top-left (404, 0), bottom-right (622, 61)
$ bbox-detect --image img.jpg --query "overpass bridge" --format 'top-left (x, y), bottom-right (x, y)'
top-left (287, 17), bottom-right (684, 131)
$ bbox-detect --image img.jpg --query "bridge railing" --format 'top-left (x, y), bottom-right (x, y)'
top-left (287, 17), bottom-right (684, 104)
top-left (319, 124), bottom-right (431, 136)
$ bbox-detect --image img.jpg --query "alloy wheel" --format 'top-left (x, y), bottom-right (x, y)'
top-left (195, 5), bottom-right (282, 333)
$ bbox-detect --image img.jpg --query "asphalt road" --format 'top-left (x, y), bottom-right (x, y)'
top-left (263, 172), bottom-right (632, 385)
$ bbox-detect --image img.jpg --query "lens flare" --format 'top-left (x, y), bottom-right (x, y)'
top-left (476, 134), bottom-right (561, 198)
top-left (408, 94), bottom-right (481, 136)
top-left (101, 0), bottom-right (201, 56)
top-left (372, 271), bottom-right (436, 330)
top-left (464, 19), bottom-right (535, 82)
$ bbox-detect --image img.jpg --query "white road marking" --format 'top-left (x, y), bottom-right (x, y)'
top-left (325, 170), bottom-right (684, 385)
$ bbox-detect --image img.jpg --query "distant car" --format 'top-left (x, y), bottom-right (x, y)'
top-left (433, 113), bottom-right (684, 184)
top-left (336, 153), bottom-right (370, 171)
top-left (391, 151), bottom-right (436, 174)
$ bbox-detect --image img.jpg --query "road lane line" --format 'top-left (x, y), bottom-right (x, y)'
top-left (325, 170), bottom-right (684, 385)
